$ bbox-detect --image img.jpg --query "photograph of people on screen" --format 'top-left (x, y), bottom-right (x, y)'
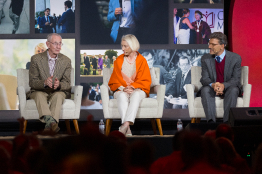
top-left (0, 0), bottom-right (29, 34)
top-left (80, 83), bottom-right (103, 110)
top-left (80, 0), bottom-right (168, 44)
top-left (140, 49), bottom-right (209, 109)
top-left (174, 8), bottom-right (223, 44)
top-left (174, 0), bottom-right (223, 3)
top-left (80, 49), bottom-right (122, 76)
top-left (35, 0), bottom-right (75, 34)
top-left (0, 39), bottom-right (75, 110)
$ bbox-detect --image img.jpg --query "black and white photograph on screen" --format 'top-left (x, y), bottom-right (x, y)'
top-left (0, 0), bottom-right (29, 34)
top-left (80, 49), bottom-right (122, 76)
top-left (0, 39), bottom-right (75, 110)
top-left (80, 0), bottom-right (168, 44)
top-left (35, 0), bottom-right (75, 34)
top-left (174, 8), bottom-right (223, 44)
top-left (174, 0), bottom-right (223, 3)
top-left (80, 83), bottom-right (103, 110)
top-left (139, 49), bottom-right (209, 109)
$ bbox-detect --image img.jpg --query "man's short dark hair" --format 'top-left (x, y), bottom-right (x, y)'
top-left (210, 32), bottom-right (228, 46)
top-left (64, 1), bottom-right (72, 8)
top-left (45, 8), bottom-right (50, 12)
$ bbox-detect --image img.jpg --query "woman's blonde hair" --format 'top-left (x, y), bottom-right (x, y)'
top-left (34, 43), bottom-right (47, 55)
top-left (121, 34), bottom-right (140, 51)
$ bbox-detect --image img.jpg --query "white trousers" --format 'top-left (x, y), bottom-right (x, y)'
top-left (114, 89), bottom-right (146, 125)
top-left (177, 29), bottom-right (190, 44)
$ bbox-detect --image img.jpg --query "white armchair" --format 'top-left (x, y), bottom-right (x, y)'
top-left (186, 66), bottom-right (252, 123)
top-left (101, 67), bottom-right (166, 135)
top-left (17, 68), bottom-right (83, 134)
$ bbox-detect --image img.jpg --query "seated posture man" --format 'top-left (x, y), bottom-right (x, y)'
top-left (27, 33), bottom-right (71, 132)
top-left (199, 32), bottom-right (242, 123)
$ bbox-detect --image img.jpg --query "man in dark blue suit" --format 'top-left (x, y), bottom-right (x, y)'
top-left (39, 8), bottom-right (54, 33)
top-left (58, 1), bottom-right (75, 33)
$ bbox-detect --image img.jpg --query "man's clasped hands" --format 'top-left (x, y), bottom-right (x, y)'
top-left (44, 76), bottom-right (60, 89)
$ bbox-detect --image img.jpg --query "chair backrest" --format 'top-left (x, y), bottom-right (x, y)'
top-left (0, 75), bottom-right (17, 110)
top-left (103, 67), bottom-right (160, 94)
top-left (0, 83), bottom-right (11, 110)
top-left (191, 66), bottom-right (249, 91)
top-left (17, 68), bottom-right (75, 94)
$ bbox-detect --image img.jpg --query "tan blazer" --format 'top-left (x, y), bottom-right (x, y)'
top-left (27, 50), bottom-right (72, 99)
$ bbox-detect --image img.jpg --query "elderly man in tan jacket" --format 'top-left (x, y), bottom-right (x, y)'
top-left (27, 33), bottom-right (71, 132)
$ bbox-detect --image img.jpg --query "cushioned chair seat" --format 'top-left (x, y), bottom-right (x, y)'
top-left (108, 98), bottom-right (158, 108)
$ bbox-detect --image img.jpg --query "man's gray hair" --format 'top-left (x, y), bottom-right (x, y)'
top-left (209, 32), bottom-right (227, 46)
top-left (47, 33), bottom-right (62, 42)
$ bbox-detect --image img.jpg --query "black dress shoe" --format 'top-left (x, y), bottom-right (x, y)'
top-left (208, 119), bottom-right (215, 123)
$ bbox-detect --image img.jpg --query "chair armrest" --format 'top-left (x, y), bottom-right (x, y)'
top-left (186, 84), bottom-right (196, 117)
top-left (17, 86), bottom-right (26, 111)
top-left (154, 85), bottom-right (166, 118)
top-left (71, 85), bottom-right (83, 118)
top-left (243, 84), bottom-right (252, 107)
top-left (101, 85), bottom-right (110, 118)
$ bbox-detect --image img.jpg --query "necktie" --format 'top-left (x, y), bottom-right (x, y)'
top-left (216, 56), bottom-right (221, 63)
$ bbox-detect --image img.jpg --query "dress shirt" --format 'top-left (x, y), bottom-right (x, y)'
top-left (119, 0), bottom-right (134, 28)
top-left (47, 51), bottom-right (58, 76)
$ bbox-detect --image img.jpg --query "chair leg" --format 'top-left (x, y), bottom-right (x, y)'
top-left (65, 120), bottom-right (72, 134)
top-left (196, 118), bottom-right (201, 123)
top-left (23, 120), bottom-right (27, 134)
top-left (151, 119), bottom-right (157, 135)
top-left (156, 119), bottom-right (163, 136)
top-left (73, 119), bottom-right (80, 134)
top-left (105, 119), bottom-right (113, 136)
top-left (191, 118), bottom-right (196, 123)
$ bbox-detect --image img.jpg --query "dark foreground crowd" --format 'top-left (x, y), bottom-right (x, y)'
top-left (1, 117), bottom-right (262, 174)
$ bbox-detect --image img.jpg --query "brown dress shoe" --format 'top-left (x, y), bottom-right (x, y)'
top-left (50, 122), bottom-right (60, 133)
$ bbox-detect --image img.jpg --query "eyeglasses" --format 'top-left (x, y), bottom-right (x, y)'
top-left (208, 42), bottom-right (219, 47)
top-left (49, 42), bottom-right (63, 47)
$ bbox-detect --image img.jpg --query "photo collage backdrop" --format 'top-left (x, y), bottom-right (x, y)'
top-left (0, 0), bottom-right (224, 112)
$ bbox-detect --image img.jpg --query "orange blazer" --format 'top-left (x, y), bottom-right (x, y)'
top-left (108, 52), bottom-right (152, 97)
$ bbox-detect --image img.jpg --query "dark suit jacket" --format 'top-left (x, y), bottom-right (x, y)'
top-left (167, 69), bottom-right (191, 99)
top-left (198, 50), bottom-right (242, 96)
top-left (92, 58), bottom-right (97, 69)
top-left (40, 16), bottom-right (54, 33)
top-left (58, 9), bottom-right (75, 33)
top-left (9, 0), bottom-right (24, 16)
top-left (27, 50), bottom-right (72, 99)
top-left (84, 56), bottom-right (90, 68)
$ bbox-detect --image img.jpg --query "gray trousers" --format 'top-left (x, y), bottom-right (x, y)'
top-left (201, 86), bottom-right (239, 122)
top-left (9, 7), bottom-right (20, 32)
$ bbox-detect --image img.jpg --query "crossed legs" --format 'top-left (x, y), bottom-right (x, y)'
top-left (30, 91), bottom-right (66, 131)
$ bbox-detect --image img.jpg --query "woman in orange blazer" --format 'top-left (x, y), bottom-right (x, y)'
top-left (108, 34), bottom-right (151, 136)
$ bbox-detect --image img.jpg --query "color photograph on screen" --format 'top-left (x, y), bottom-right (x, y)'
top-left (80, 49), bottom-right (122, 76)
top-left (0, 39), bottom-right (75, 110)
top-left (80, 82), bottom-right (103, 110)
top-left (0, 0), bottom-right (29, 34)
top-left (174, 0), bottom-right (223, 3)
top-left (140, 49), bottom-right (209, 109)
top-left (80, 0), bottom-right (168, 44)
top-left (35, 0), bottom-right (75, 34)
top-left (174, 8), bottom-right (223, 44)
